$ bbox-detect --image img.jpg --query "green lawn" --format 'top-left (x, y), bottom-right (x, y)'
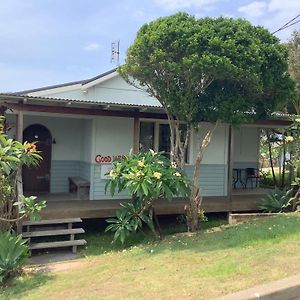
top-left (1, 214), bottom-right (300, 300)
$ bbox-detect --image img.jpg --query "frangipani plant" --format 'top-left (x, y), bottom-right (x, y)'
top-left (0, 116), bottom-right (46, 230)
top-left (105, 150), bottom-right (190, 243)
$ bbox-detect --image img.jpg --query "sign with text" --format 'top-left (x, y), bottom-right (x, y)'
top-left (95, 154), bottom-right (126, 164)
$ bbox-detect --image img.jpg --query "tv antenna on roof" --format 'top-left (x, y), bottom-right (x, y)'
top-left (111, 40), bottom-right (120, 65)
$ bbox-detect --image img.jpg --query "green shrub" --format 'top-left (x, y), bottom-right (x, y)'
top-left (259, 188), bottom-right (293, 213)
top-left (105, 150), bottom-right (190, 243)
top-left (0, 232), bottom-right (28, 284)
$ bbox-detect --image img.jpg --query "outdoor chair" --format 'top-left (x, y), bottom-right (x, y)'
top-left (245, 168), bottom-right (260, 189)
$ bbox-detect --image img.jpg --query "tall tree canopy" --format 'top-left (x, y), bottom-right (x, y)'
top-left (121, 13), bottom-right (294, 124)
top-left (120, 13), bottom-right (295, 231)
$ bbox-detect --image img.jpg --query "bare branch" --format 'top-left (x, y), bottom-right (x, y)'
top-left (0, 214), bottom-right (25, 223)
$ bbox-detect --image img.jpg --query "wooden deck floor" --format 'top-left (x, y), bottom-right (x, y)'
top-left (39, 189), bottom-right (270, 220)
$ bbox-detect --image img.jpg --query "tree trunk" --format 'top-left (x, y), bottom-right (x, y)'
top-left (16, 168), bottom-right (23, 233)
top-left (266, 130), bottom-right (278, 187)
top-left (185, 122), bottom-right (219, 232)
top-left (163, 107), bottom-right (218, 232)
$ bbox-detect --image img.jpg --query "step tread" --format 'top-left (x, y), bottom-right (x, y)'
top-left (30, 239), bottom-right (87, 250)
top-left (23, 218), bottom-right (83, 226)
top-left (22, 228), bottom-right (85, 238)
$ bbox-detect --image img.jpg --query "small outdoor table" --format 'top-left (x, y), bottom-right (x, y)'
top-left (233, 168), bottom-right (246, 189)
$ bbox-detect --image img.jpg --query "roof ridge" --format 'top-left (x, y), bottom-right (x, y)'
top-left (81, 68), bottom-right (117, 85)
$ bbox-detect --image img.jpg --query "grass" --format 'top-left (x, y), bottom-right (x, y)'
top-left (1, 214), bottom-right (300, 299)
top-left (82, 214), bottom-right (226, 257)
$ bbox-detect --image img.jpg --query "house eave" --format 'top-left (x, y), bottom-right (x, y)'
top-left (0, 93), bottom-right (162, 110)
top-left (0, 94), bottom-right (291, 126)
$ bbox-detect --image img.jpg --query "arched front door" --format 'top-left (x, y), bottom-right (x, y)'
top-left (23, 124), bottom-right (52, 193)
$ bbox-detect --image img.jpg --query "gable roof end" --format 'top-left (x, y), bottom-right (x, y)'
top-left (13, 68), bottom-right (118, 95)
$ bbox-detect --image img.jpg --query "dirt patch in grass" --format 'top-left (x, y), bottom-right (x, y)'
top-left (46, 259), bottom-right (91, 273)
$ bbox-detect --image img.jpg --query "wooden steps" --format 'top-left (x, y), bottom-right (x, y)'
top-left (30, 240), bottom-right (87, 250)
top-left (23, 218), bottom-right (82, 226)
top-left (22, 218), bottom-right (86, 254)
top-left (22, 228), bottom-right (85, 238)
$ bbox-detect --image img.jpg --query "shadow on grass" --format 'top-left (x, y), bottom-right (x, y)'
top-left (81, 214), bottom-right (300, 257)
top-left (80, 214), bottom-right (225, 256)
top-left (0, 269), bottom-right (53, 299)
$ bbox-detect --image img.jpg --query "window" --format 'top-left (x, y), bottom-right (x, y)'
top-left (139, 121), bottom-right (189, 163)
top-left (159, 124), bottom-right (171, 157)
top-left (139, 122), bottom-right (154, 152)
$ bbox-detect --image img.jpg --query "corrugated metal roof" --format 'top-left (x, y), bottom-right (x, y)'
top-left (0, 93), bottom-right (162, 109)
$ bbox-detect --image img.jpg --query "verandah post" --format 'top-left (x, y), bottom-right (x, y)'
top-left (227, 125), bottom-right (234, 223)
top-left (16, 110), bottom-right (24, 233)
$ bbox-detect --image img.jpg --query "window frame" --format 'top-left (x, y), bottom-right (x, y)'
top-left (139, 119), bottom-right (192, 164)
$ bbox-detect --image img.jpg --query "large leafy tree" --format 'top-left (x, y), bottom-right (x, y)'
top-left (120, 13), bottom-right (295, 231)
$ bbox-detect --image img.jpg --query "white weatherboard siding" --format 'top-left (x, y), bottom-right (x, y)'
top-left (185, 165), bottom-right (227, 196)
top-left (23, 115), bottom-right (82, 161)
top-left (88, 76), bottom-right (159, 106)
top-left (92, 116), bottom-right (134, 158)
top-left (16, 68), bottom-right (262, 199)
top-left (233, 126), bottom-right (260, 164)
top-left (7, 113), bottom-right (230, 198)
top-left (18, 113), bottom-right (259, 198)
top-left (91, 121), bottom-right (229, 199)
top-left (189, 123), bottom-right (229, 196)
top-left (80, 119), bottom-right (93, 163)
top-left (92, 116), bottom-right (134, 200)
top-left (191, 123), bottom-right (229, 165)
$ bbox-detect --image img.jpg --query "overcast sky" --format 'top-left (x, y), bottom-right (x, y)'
top-left (0, 0), bottom-right (299, 92)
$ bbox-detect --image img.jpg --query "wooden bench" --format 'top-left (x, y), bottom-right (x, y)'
top-left (68, 176), bottom-right (90, 200)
